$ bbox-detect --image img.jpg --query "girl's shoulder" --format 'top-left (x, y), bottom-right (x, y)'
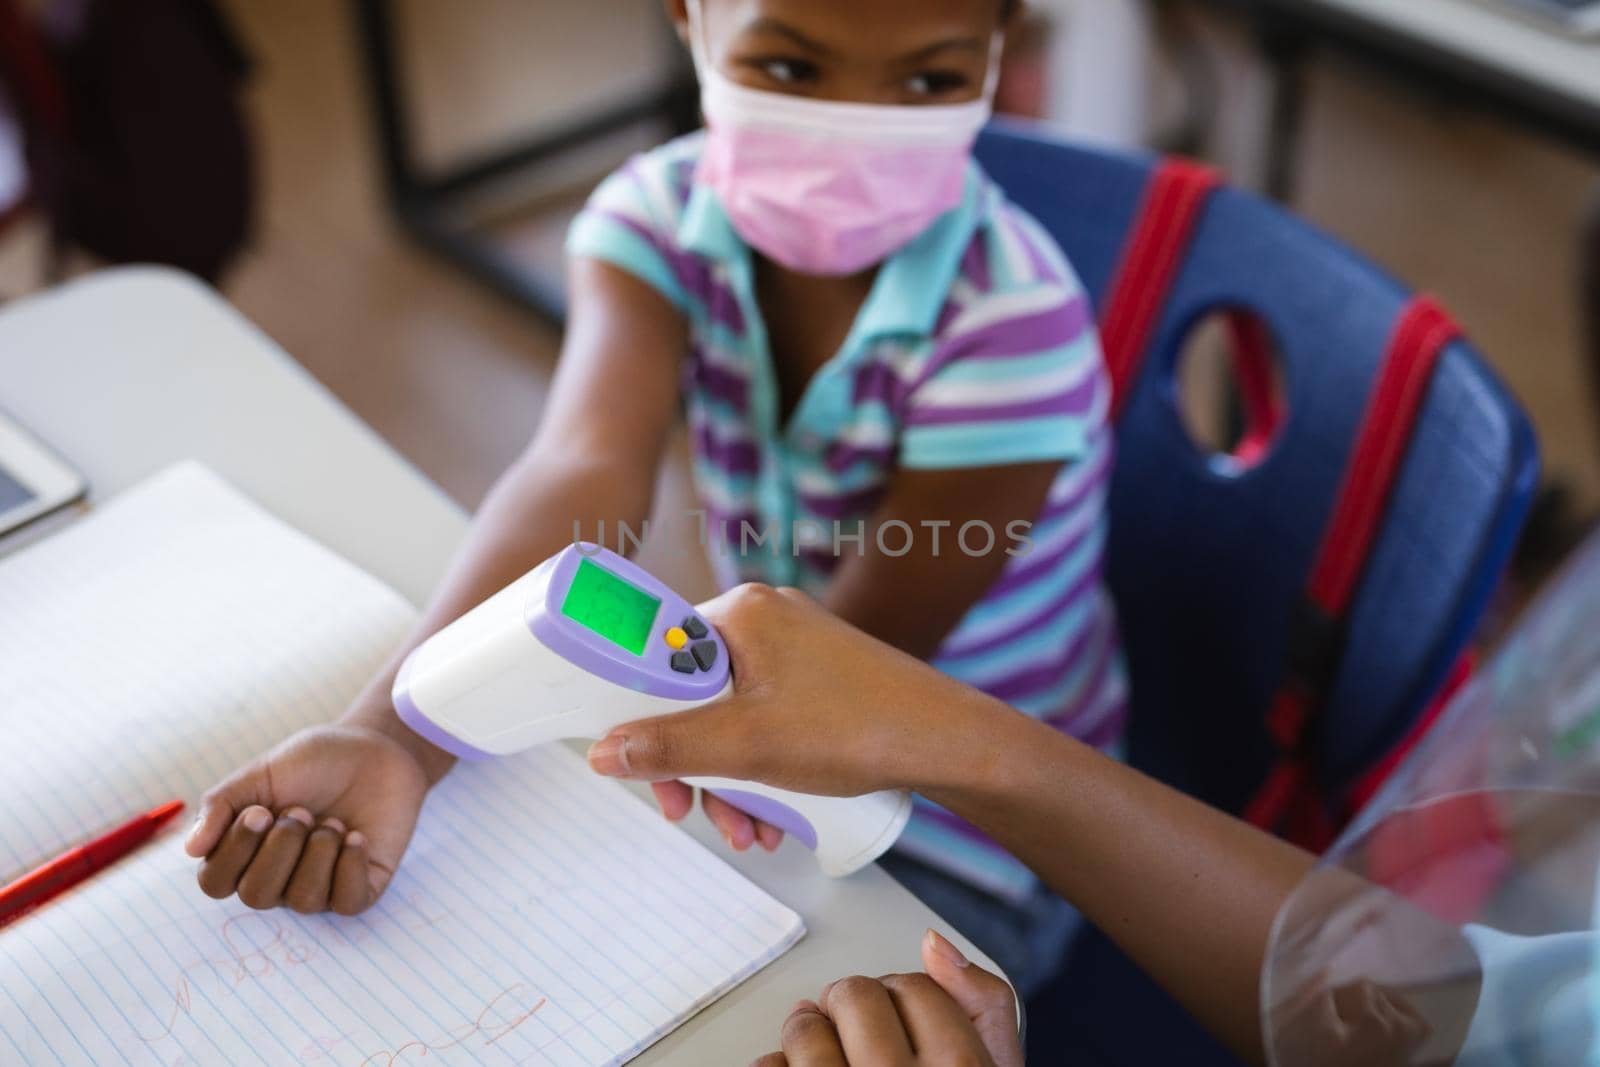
top-left (958, 166), bottom-right (1086, 302)
top-left (589, 132), bottom-right (708, 232)
top-left (909, 167), bottom-right (1096, 372)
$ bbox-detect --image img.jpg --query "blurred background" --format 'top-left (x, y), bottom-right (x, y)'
top-left (1, 0), bottom-right (1597, 597)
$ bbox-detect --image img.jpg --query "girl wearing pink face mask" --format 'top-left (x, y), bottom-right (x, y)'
top-left (186, 0), bottom-right (1123, 1002)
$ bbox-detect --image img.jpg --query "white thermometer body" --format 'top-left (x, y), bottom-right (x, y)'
top-left (393, 544), bottom-right (910, 876)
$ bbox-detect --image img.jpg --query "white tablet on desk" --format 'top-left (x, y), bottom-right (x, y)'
top-left (0, 408), bottom-right (86, 538)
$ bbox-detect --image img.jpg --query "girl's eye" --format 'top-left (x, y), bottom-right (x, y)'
top-left (758, 58), bottom-right (818, 85)
top-left (906, 70), bottom-right (970, 98)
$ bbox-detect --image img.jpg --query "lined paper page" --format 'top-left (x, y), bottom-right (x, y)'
top-left (1, 745), bottom-right (804, 1067)
top-left (0, 462), bottom-right (805, 1065)
top-left (0, 462), bottom-right (418, 871)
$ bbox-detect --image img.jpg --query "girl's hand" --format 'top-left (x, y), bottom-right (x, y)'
top-left (751, 930), bottom-right (1022, 1067)
top-left (588, 584), bottom-right (1013, 827)
top-left (185, 724), bottom-right (430, 915)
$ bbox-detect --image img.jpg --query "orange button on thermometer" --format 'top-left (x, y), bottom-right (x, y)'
top-left (664, 626), bottom-right (688, 649)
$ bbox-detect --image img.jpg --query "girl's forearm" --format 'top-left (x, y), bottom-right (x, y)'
top-left (924, 700), bottom-right (1314, 1066)
top-left (342, 448), bottom-right (658, 783)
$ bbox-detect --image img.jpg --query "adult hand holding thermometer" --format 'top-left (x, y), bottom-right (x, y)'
top-left (393, 544), bottom-right (912, 877)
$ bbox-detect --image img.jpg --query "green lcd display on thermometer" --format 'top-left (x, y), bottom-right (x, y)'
top-left (558, 558), bottom-right (661, 656)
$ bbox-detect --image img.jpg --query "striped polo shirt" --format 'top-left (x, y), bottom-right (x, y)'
top-left (569, 134), bottom-right (1126, 901)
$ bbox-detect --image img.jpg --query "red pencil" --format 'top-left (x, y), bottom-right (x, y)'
top-left (0, 799), bottom-right (185, 929)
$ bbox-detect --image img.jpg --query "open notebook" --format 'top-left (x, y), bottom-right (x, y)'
top-left (0, 463), bottom-right (804, 1066)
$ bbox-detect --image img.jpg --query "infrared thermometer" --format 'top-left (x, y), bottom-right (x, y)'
top-left (393, 544), bottom-right (912, 876)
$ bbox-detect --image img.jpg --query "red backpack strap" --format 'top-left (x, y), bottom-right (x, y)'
top-left (1244, 296), bottom-right (1462, 850)
top-left (1344, 650), bottom-right (1475, 817)
top-left (1099, 159), bottom-right (1223, 419)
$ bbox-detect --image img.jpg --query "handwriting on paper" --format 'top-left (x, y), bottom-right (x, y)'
top-left (2, 720), bottom-right (803, 1067)
top-left (350, 985), bottom-right (548, 1066)
top-left (121, 912), bottom-right (547, 1065)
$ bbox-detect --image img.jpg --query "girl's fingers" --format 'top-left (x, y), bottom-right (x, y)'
top-left (702, 791), bottom-right (758, 850)
top-left (196, 805), bottom-right (274, 899)
top-left (750, 1055), bottom-right (789, 1067)
top-left (779, 1004), bottom-right (847, 1067)
top-left (920, 930), bottom-right (1022, 1067)
top-left (817, 976), bottom-right (913, 1064)
top-left (651, 780), bottom-right (695, 822)
top-left (284, 817), bottom-right (346, 914)
top-left (185, 763), bottom-right (271, 858)
top-left (879, 972), bottom-right (989, 1058)
top-left (330, 831), bottom-right (374, 916)
top-left (235, 807), bottom-right (314, 910)
top-left (185, 794), bottom-right (235, 859)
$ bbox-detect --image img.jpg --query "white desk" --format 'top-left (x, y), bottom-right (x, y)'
top-left (1216, 0), bottom-right (1600, 157)
top-left (0, 267), bottom-right (1006, 1065)
top-left (1309, 0), bottom-right (1600, 111)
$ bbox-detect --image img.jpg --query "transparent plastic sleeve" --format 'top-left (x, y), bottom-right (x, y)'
top-left (1263, 527), bottom-right (1600, 1066)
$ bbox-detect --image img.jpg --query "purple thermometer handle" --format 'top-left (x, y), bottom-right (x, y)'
top-left (704, 789), bottom-right (819, 851)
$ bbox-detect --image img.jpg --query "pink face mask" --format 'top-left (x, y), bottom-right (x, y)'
top-left (688, 2), bottom-right (1000, 277)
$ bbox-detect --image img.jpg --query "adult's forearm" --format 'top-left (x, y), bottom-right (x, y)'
top-left (924, 702), bottom-right (1314, 1066)
top-left (342, 449), bottom-right (658, 784)
top-left (585, 586), bottom-right (1313, 1060)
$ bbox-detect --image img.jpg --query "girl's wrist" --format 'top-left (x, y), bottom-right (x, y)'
top-left (342, 681), bottom-right (458, 786)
